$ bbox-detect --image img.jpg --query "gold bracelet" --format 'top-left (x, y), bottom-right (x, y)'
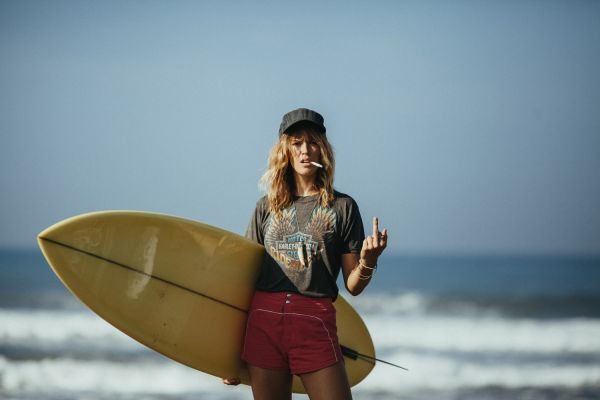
top-left (359, 258), bottom-right (377, 270)
top-left (358, 268), bottom-right (372, 280)
top-left (356, 259), bottom-right (377, 280)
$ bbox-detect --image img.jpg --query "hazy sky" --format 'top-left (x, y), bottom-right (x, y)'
top-left (1, 1), bottom-right (599, 255)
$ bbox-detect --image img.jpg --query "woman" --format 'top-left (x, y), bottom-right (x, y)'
top-left (224, 108), bottom-right (388, 400)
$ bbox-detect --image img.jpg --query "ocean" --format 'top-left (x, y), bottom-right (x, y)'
top-left (1, 249), bottom-right (599, 400)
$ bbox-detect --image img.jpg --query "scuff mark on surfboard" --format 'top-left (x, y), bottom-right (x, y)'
top-left (127, 227), bottom-right (159, 299)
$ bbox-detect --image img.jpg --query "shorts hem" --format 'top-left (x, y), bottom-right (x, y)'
top-left (291, 358), bottom-right (342, 375)
top-left (242, 357), bottom-right (290, 373)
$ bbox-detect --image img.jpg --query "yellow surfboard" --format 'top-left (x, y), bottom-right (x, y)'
top-left (37, 211), bottom-right (376, 393)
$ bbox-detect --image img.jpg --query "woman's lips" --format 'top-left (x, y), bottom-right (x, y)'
top-left (299, 160), bottom-right (322, 168)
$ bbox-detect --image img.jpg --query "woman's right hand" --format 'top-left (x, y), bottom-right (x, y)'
top-left (222, 377), bottom-right (241, 385)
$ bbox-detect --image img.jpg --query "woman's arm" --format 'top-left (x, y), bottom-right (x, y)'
top-left (342, 217), bottom-right (388, 296)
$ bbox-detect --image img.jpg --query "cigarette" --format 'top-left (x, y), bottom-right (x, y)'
top-left (310, 161), bottom-right (323, 168)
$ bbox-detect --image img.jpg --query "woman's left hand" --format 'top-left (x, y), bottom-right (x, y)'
top-left (360, 217), bottom-right (388, 268)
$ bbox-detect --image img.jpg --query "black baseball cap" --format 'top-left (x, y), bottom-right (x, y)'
top-left (279, 108), bottom-right (326, 136)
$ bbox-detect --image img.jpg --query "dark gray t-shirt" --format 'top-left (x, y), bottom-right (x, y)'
top-left (245, 191), bottom-right (365, 298)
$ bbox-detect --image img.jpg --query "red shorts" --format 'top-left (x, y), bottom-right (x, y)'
top-left (241, 290), bottom-right (344, 375)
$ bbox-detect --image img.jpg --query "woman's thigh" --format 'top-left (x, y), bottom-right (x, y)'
top-left (248, 364), bottom-right (293, 400)
top-left (299, 361), bottom-right (353, 400)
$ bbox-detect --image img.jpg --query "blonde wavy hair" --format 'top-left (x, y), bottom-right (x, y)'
top-left (260, 122), bottom-right (335, 215)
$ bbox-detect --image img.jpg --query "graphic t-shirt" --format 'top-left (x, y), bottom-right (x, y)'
top-left (245, 191), bottom-right (365, 298)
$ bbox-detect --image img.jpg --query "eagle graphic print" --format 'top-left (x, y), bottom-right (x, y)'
top-left (264, 204), bottom-right (337, 287)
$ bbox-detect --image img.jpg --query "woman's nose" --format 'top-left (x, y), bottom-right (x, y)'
top-left (300, 141), bottom-right (309, 154)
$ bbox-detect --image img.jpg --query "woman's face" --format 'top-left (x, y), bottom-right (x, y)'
top-left (288, 131), bottom-right (321, 178)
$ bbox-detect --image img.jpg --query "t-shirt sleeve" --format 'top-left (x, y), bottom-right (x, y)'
top-left (340, 198), bottom-right (365, 254)
top-left (245, 198), bottom-right (266, 245)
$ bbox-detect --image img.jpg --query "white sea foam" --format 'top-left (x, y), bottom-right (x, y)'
top-left (2, 298), bottom-right (600, 396)
top-left (2, 350), bottom-right (599, 397)
top-left (365, 314), bottom-right (600, 354)
top-left (346, 291), bottom-right (600, 319)
top-left (0, 356), bottom-right (249, 397)
top-left (358, 351), bottom-right (600, 392)
top-left (5, 306), bottom-right (599, 355)
top-left (347, 292), bottom-right (433, 315)
top-left (356, 313), bottom-right (600, 391)
top-left (0, 309), bottom-right (138, 350)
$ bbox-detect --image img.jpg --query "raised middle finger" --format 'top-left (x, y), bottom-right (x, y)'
top-left (373, 216), bottom-right (379, 239)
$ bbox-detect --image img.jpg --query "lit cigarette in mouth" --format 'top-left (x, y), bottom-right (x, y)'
top-left (310, 161), bottom-right (323, 168)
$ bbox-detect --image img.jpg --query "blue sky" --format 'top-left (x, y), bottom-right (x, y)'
top-left (1, 1), bottom-right (599, 255)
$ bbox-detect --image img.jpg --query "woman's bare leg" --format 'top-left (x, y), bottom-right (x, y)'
top-left (299, 362), bottom-right (352, 400)
top-left (248, 364), bottom-right (293, 400)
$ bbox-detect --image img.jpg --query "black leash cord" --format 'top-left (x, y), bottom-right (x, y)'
top-left (340, 345), bottom-right (408, 371)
